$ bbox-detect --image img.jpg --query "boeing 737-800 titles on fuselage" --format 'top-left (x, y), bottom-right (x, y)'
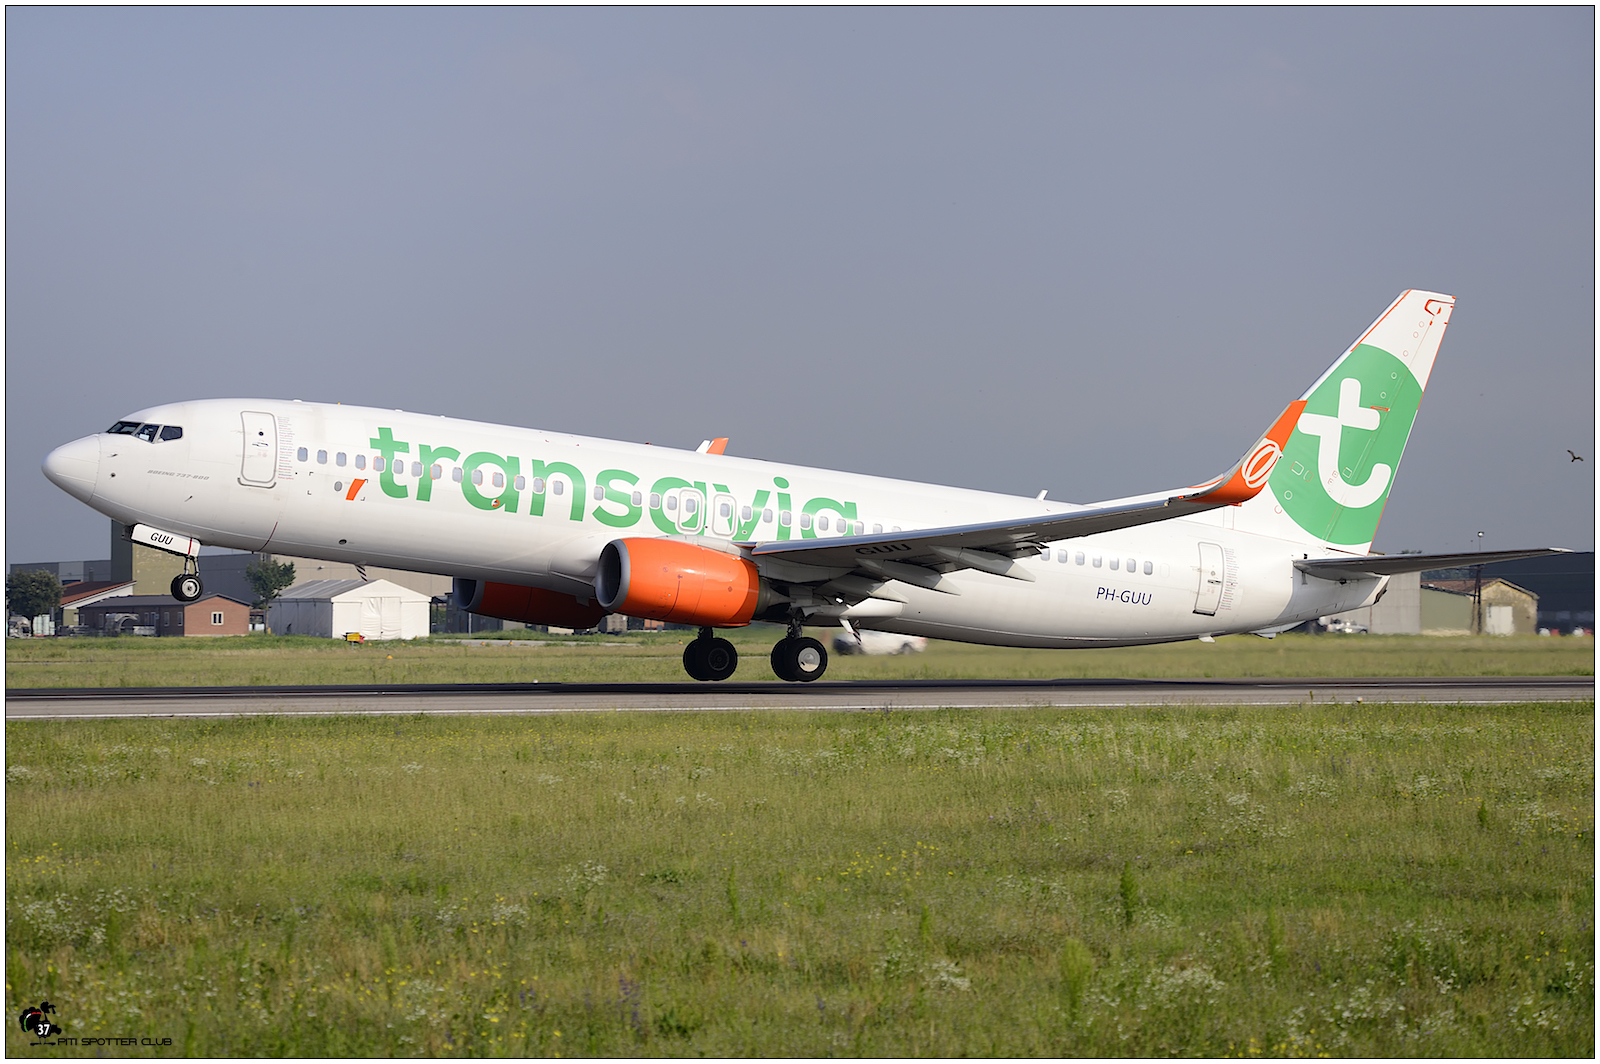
top-left (43, 290), bottom-right (1564, 681)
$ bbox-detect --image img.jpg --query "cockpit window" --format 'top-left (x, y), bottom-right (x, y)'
top-left (135, 424), bottom-right (161, 442)
top-left (108, 421), bottom-right (141, 435)
top-left (159, 426), bottom-right (183, 441)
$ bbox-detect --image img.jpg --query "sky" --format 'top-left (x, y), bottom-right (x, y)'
top-left (7, 7), bottom-right (1594, 566)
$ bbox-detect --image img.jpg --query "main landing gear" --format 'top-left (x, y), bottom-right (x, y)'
top-left (683, 627), bottom-right (739, 682)
top-left (170, 558), bottom-right (204, 603)
top-left (770, 616), bottom-right (828, 683)
top-left (679, 619), bottom-right (831, 683)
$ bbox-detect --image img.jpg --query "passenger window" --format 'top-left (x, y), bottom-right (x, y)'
top-left (592, 485), bottom-right (604, 501)
top-left (515, 475), bottom-right (526, 490)
top-left (355, 455), bottom-right (366, 470)
top-left (108, 421), bottom-right (141, 435)
top-left (296, 446), bottom-right (308, 462)
top-left (1040, 548), bottom-right (1051, 561)
top-left (336, 452), bottom-right (346, 467)
top-left (136, 424), bottom-right (161, 442)
top-left (1075, 553), bottom-right (1085, 565)
top-left (666, 496), bottom-right (677, 512)
top-left (1110, 558), bottom-right (1120, 571)
top-left (762, 508), bottom-right (773, 523)
top-left (651, 493), bottom-right (663, 510)
top-left (719, 501), bottom-right (731, 518)
top-left (1127, 558), bottom-right (1136, 573)
top-left (472, 469), bottom-right (483, 486)
top-left (892, 526), bottom-right (901, 533)
top-left (873, 524), bottom-right (883, 535)
top-left (740, 505), bottom-right (752, 522)
top-left (374, 457), bottom-right (385, 472)
top-left (799, 512), bottom-right (812, 530)
top-left (489, 472), bottom-right (502, 488)
top-left (434, 465), bottom-right (444, 480)
top-left (633, 491), bottom-right (644, 507)
top-left (532, 477), bottom-right (545, 494)
top-left (818, 516), bottom-right (830, 531)
top-left (684, 496), bottom-right (697, 514)
top-left (779, 510), bottom-right (791, 527)
top-left (1092, 555), bottom-right (1102, 568)
top-left (853, 521), bottom-right (864, 536)
top-left (159, 426), bottom-right (183, 441)
top-left (452, 467), bottom-right (464, 483)
top-left (410, 462), bottom-right (422, 478)
top-left (1143, 560), bottom-right (1153, 575)
top-left (552, 480), bottom-right (564, 495)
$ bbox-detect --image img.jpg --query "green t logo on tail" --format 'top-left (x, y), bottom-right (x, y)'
top-left (1270, 343), bottom-right (1422, 546)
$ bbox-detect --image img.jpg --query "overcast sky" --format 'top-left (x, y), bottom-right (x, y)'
top-left (7, 7), bottom-right (1594, 566)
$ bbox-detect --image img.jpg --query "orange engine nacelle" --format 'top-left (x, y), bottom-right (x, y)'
top-left (595, 539), bottom-right (761, 627)
top-left (453, 578), bottom-right (609, 630)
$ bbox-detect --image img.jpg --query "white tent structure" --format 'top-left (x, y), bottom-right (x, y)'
top-left (268, 578), bottom-right (431, 641)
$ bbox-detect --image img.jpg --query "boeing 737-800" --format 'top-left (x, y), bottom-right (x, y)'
top-left (42, 290), bottom-right (1563, 681)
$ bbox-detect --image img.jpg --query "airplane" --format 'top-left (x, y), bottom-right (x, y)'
top-left (42, 289), bottom-right (1565, 682)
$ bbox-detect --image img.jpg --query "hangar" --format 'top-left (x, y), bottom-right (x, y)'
top-left (268, 579), bottom-right (430, 641)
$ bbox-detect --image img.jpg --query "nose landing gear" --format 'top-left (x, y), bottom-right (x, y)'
top-left (683, 627), bottom-right (739, 681)
top-left (771, 616), bottom-right (828, 683)
top-left (170, 558), bottom-right (204, 603)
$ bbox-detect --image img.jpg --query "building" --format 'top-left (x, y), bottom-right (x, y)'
top-left (1324, 570), bottom-right (1540, 636)
top-left (1425, 553), bottom-right (1594, 634)
top-left (1422, 578), bottom-right (1540, 636)
top-left (75, 593), bottom-right (251, 637)
top-left (59, 581), bottom-right (136, 629)
top-left (268, 579), bottom-right (431, 640)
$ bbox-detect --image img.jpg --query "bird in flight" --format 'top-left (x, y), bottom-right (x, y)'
top-left (1567, 450), bottom-right (1584, 462)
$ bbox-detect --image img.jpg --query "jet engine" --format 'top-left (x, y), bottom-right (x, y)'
top-left (595, 538), bottom-right (764, 627)
top-left (453, 578), bottom-right (609, 630)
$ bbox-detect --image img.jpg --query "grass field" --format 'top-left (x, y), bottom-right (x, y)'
top-left (5, 700), bottom-right (1593, 1056)
top-left (5, 631), bottom-right (1594, 688)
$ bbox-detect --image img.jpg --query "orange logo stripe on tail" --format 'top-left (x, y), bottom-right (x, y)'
top-left (1186, 399), bottom-right (1306, 506)
top-left (345, 478), bottom-right (366, 501)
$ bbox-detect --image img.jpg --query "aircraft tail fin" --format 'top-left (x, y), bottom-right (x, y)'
top-left (1231, 290), bottom-right (1455, 553)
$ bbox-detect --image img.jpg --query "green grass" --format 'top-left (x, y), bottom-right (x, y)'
top-left (5, 631), bottom-right (1593, 688)
top-left (6, 702), bottom-right (1593, 1056)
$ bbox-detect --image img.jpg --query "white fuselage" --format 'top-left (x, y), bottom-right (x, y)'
top-left (47, 398), bottom-right (1384, 646)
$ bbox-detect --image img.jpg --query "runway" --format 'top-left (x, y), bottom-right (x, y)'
top-left (5, 676), bottom-right (1591, 719)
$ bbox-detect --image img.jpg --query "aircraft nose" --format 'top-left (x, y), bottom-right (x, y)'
top-left (42, 434), bottom-right (101, 503)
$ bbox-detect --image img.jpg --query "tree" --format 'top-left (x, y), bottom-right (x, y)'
top-left (245, 558), bottom-right (296, 611)
top-left (7, 570), bottom-right (62, 622)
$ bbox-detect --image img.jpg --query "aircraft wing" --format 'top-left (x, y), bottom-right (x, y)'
top-left (743, 483), bottom-right (1252, 576)
top-left (742, 397), bottom-right (1307, 580)
top-left (1294, 548), bottom-right (1570, 581)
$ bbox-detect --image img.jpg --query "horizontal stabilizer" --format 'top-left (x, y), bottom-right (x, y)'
top-left (1294, 547), bottom-right (1570, 580)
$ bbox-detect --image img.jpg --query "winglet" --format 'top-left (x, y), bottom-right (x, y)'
top-left (1181, 399), bottom-right (1305, 506)
top-left (696, 437), bottom-right (729, 455)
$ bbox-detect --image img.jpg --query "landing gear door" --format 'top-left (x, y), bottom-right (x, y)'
top-left (1194, 541), bottom-right (1224, 616)
top-left (240, 411), bottom-right (277, 487)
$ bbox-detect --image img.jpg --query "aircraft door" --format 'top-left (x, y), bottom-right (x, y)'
top-left (711, 494), bottom-right (737, 537)
top-left (676, 487), bottom-right (706, 534)
top-left (1194, 541), bottom-right (1224, 616)
top-left (240, 411), bottom-right (277, 487)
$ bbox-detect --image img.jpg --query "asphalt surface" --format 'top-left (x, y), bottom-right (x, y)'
top-left (5, 676), bottom-right (1591, 719)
